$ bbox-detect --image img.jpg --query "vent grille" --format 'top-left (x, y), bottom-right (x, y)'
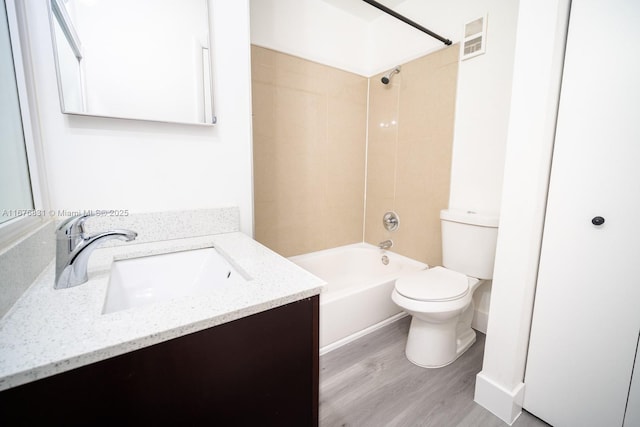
top-left (462, 16), bottom-right (487, 60)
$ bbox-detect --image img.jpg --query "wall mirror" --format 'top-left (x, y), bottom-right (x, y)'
top-left (49, 0), bottom-right (215, 125)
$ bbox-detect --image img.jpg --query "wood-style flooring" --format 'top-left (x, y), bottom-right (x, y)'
top-left (319, 317), bottom-right (550, 427)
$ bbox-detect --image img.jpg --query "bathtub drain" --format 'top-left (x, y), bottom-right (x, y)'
top-left (381, 255), bottom-right (389, 265)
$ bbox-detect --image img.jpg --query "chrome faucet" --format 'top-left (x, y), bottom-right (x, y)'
top-left (378, 239), bottom-right (393, 250)
top-left (55, 214), bottom-right (137, 289)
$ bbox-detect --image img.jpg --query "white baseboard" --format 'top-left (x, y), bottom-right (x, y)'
top-left (474, 372), bottom-right (525, 425)
top-left (319, 312), bottom-right (408, 356)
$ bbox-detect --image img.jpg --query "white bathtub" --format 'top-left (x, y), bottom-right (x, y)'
top-left (289, 243), bottom-right (427, 354)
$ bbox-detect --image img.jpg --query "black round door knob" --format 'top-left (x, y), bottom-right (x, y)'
top-left (591, 216), bottom-right (605, 226)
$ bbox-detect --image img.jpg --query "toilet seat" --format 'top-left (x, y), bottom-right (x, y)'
top-left (395, 266), bottom-right (469, 302)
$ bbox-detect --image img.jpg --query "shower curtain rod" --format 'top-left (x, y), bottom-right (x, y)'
top-left (361, 0), bottom-right (452, 46)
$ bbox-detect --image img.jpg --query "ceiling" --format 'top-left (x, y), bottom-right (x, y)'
top-left (319, 0), bottom-right (409, 22)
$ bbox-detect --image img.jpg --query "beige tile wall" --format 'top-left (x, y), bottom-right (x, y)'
top-left (251, 44), bottom-right (459, 262)
top-left (364, 45), bottom-right (460, 266)
top-left (251, 46), bottom-right (368, 256)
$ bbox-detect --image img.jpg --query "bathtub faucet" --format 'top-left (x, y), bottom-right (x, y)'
top-left (378, 239), bottom-right (393, 250)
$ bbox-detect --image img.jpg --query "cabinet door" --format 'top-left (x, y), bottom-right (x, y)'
top-left (523, 0), bottom-right (640, 426)
top-left (0, 297), bottom-right (320, 426)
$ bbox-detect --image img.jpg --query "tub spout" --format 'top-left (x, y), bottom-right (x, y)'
top-left (378, 239), bottom-right (393, 250)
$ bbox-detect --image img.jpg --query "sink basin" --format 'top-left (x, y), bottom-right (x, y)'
top-left (103, 248), bottom-right (247, 314)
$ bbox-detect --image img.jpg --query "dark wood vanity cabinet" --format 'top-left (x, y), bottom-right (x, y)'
top-left (0, 296), bottom-right (319, 426)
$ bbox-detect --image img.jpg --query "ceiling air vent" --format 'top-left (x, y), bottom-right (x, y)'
top-left (462, 16), bottom-right (487, 60)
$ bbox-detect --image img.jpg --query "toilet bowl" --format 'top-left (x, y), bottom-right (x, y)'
top-left (392, 267), bottom-right (483, 367)
top-left (392, 209), bottom-right (499, 368)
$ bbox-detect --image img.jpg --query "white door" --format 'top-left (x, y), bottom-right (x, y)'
top-left (523, 0), bottom-right (640, 426)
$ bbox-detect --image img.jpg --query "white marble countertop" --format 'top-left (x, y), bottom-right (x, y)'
top-left (0, 232), bottom-right (325, 392)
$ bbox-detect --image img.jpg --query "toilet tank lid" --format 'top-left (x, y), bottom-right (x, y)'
top-left (440, 209), bottom-right (499, 227)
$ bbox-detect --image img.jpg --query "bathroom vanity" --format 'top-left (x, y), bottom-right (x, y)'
top-left (0, 209), bottom-right (325, 426)
top-left (0, 296), bottom-right (319, 425)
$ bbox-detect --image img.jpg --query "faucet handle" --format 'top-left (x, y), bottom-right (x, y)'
top-left (56, 213), bottom-right (92, 239)
top-left (382, 211), bottom-right (400, 232)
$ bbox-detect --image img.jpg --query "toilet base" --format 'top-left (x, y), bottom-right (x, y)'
top-left (404, 316), bottom-right (477, 368)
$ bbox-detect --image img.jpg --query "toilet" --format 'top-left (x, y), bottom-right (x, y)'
top-left (391, 209), bottom-right (499, 368)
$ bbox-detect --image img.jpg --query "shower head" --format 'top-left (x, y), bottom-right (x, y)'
top-left (381, 66), bottom-right (401, 84)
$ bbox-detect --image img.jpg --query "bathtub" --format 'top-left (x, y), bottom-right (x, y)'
top-left (289, 243), bottom-right (427, 354)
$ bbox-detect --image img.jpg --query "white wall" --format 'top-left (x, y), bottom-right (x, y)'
top-left (250, 0), bottom-right (370, 76)
top-left (445, 1), bottom-right (518, 216)
top-left (474, 0), bottom-right (570, 423)
top-left (22, 0), bottom-right (254, 235)
top-left (366, 1), bottom-right (464, 75)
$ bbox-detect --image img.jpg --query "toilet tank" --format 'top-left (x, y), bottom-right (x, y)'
top-left (440, 209), bottom-right (499, 280)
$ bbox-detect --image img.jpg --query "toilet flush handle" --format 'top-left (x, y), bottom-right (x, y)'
top-left (591, 216), bottom-right (605, 226)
